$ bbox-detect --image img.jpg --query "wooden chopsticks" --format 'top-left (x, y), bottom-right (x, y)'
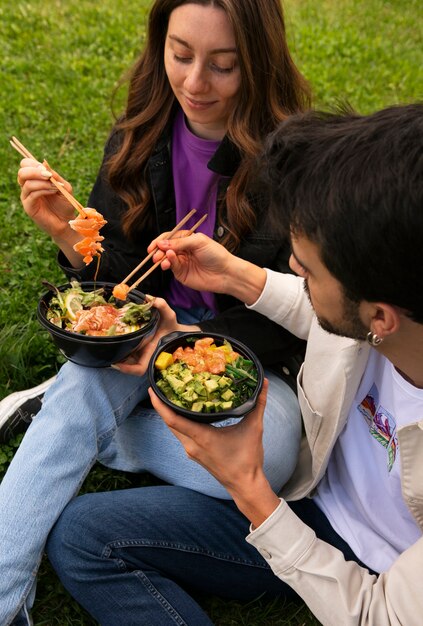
top-left (10, 136), bottom-right (86, 216)
top-left (125, 211), bottom-right (208, 294)
top-left (120, 208), bottom-right (197, 287)
top-left (10, 136), bottom-right (208, 294)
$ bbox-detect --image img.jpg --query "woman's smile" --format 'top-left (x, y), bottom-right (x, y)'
top-left (164, 4), bottom-right (241, 140)
top-left (184, 95), bottom-right (219, 109)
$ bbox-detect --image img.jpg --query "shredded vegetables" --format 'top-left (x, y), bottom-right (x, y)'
top-left (45, 280), bottom-right (153, 337)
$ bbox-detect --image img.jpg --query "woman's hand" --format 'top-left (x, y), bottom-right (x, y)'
top-left (17, 158), bottom-right (79, 242)
top-left (114, 297), bottom-right (199, 376)
top-left (148, 379), bottom-right (281, 527)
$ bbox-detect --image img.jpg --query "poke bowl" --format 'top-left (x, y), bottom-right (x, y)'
top-left (148, 331), bottom-right (264, 424)
top-left (37, 280), bottom-right (160, 368)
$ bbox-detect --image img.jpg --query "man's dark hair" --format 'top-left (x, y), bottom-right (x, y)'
top-left (262, 103), bottom-right (423, 323)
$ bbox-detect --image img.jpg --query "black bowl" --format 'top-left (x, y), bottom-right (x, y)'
top-left (37, 281), bottom-right (160, 368)
top-left (148, 331), bottom-right (264, 423)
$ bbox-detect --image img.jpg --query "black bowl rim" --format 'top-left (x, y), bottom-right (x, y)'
top-left (37, 281), bottom-right (159, 342)
top-left (148, 331), bottom-right (264, 421)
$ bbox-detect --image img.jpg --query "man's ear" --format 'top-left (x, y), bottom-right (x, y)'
top-left (365, 303), bottom-right (401, 339)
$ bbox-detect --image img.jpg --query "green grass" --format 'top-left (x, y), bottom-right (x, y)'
top-left (0, 0), bottom-right (421, 623)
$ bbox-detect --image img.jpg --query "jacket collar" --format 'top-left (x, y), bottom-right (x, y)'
top-left (152, 108), bottom-right (241, 178)
top-left (207, 135), bottom-right (241, 177)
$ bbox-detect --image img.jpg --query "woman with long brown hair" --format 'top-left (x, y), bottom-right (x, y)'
top-left (2, 1), bottom-right (310, 622)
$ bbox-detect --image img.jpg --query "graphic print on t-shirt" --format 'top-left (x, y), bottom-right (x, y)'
top-left (357, 383), bottom-right (398, 472)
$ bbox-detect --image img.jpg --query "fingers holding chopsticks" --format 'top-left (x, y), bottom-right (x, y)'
top-left (11, 137), bottom-right (82, 217)
top-left (112, 210), bottom-right (207, 301)
top-left (126, 213), bottom-right (208, 294)
top-left (18, 156), bottom-right (68, 187)
top-left (17, 158), bottom-right (78, 236)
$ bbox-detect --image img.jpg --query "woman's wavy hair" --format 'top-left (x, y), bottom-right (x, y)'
top-left (107, 0), bottom-right (311, 251)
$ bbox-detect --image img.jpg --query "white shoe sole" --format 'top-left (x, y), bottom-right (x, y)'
top-left (0, 375), bottom-right (56, 428)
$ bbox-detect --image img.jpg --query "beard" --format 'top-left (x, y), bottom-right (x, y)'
top-left (303, 279), bottom-right (368, 341)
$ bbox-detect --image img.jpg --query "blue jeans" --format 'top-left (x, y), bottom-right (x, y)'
top-left (46, 488), bottom-right (371, 625)
top-left (0, 308), bottom-right (301, 625)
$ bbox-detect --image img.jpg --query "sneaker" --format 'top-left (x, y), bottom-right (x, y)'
top-left (0, 376), bottom-right (56, 443)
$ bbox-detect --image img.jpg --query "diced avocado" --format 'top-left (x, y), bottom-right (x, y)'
top-left (181, 390), bottom-right (199, 403)
top-left (220, 400), bottom-right (233, 410)
top-left (192, 379), bottom-right (207, 396)
top-left (156, 379), bottom-right (171, 393)
top-left (156, 380), bottom-right (179, 402)
top-left (154, 351), bottom-right (174, 370)
top-left (204, 379), bottom-right (219, 394)
top-left (181, 370), bottom-right (194, 384)
top-left (165, 374), bottom-right (186, 394)
top-left (191, 401), bottom-right (204, 412)
top-left (218, 375), bottom-right (232, 388)
top-left (166, 363), bottom-right (184, 376)
top-left (221, 388), bottom-right (235, 401)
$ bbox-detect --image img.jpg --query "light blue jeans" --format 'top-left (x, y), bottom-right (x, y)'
top-left (0, 308), bottom-right (301, 625)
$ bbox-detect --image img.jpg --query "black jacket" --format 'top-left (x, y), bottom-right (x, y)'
top-left (59, 120), bottom-right (305, 369)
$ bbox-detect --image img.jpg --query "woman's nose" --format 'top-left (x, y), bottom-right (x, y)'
top-left (184, 63), bottom-right (208, 94)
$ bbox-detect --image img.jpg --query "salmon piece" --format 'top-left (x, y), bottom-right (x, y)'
top-left (172, 338), bottom-right (233, 374)
top-left (112, 283), bottom-right (130, 300)
top-left (194, 337), bottom-right (214, 349)
top-left (69, 207), bottom-right (107, 265)
top-left (73, 237), bottom-right (105, 265)
top-left (73, 305), bottom-right (119, 334)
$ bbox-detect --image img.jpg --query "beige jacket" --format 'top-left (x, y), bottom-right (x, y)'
top-left (246, 270), bottom-right (423, 626)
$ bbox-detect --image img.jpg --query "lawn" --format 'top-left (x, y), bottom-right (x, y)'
top-left (0, 0), bottom-right (421, 623)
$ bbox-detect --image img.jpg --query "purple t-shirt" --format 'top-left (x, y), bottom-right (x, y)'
top-left (164, 109), bottom-right (220, 313)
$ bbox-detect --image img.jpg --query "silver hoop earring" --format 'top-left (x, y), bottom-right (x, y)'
top-left (366, 331), bottom-right (383, 347)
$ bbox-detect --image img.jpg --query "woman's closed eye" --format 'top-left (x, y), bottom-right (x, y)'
top-left (210, 62), bottom-right (236, 74)
top-left (173, 54), bottom-right (192, 65)
top-left (173, 54), bottom-right (236, 74)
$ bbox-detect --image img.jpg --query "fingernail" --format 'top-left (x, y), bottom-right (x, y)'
top-left (110, 364), bottom-right (121, 370)
top-left (40, 168), bottom-right (52, 177)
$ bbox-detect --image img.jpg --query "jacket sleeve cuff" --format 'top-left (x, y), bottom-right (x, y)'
top-left (246, 499), bottom-right (316, 573)
top-left (57, 250), bottom-right (97, 281)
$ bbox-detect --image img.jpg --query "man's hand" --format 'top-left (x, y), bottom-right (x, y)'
top-left (151, 233), bottom-right (233, 294)
top-left (153, 233), bottom-right (267, 306)
top-left (148, 379), bottom-right (281, 527)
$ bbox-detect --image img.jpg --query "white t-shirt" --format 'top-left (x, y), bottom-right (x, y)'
top-left (314, 350), bottom-right (422, 572)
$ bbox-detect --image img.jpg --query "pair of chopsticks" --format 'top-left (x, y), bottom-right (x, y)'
top-left (10, 136), bottom-right (207, 293)
top-left (10, 136), bottom-right (87, 217)
top-left (122, 208), bottom-right (207, 294)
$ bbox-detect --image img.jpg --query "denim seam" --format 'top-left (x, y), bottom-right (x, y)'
top-left (104, 539), bottom-right (269, 569)
top-left (134, 570), bottom-right (188, 625)
top-left (96, 385), bottom-right (146, 440)
top-left (97, 424), bottom-right (117, 443)
top-left (101, 547), bottom-right (188, 625)
top-left (5, 552), bottom-right (42, 626)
